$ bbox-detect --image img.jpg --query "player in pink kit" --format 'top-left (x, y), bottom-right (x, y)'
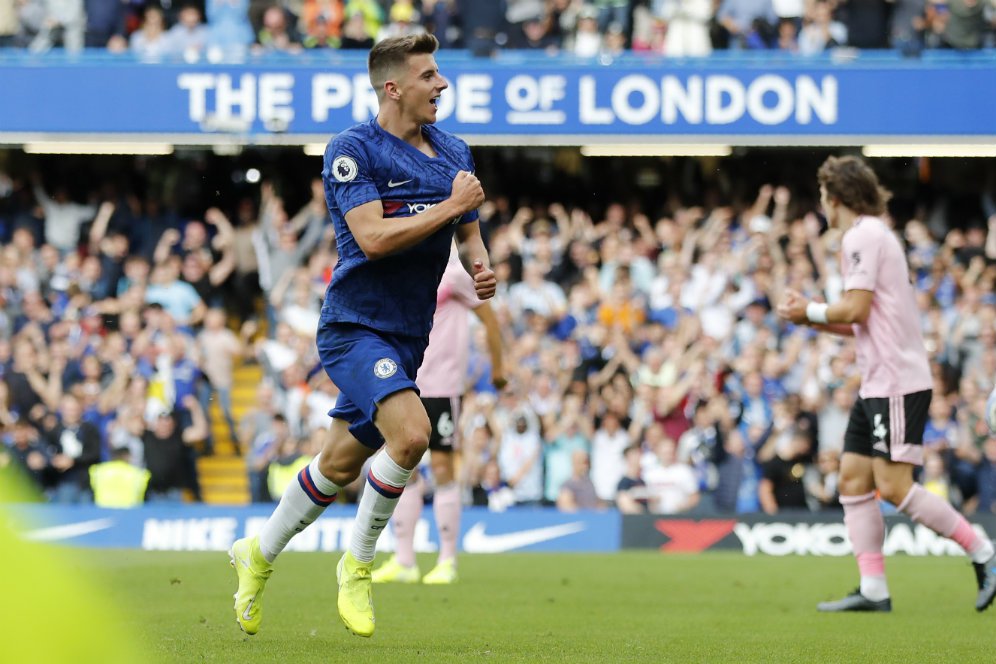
top-left (778, 156), bottom-right (996, 613)
top-left (372, 246), bottom-right (505, 585)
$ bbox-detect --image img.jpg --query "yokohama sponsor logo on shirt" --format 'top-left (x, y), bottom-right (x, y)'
top-left (382, 201), bottom-right (439, 216)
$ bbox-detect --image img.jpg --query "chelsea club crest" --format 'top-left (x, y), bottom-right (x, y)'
top-left (373, 358), bottom-right (398, 379)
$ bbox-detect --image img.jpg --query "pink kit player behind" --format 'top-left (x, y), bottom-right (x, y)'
top-left (840, 216), bottom-right (932, 400)
top-left (416, 252), bottom-right (482, 399)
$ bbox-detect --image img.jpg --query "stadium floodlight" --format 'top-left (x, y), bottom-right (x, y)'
top-left (580, 144), bottom-right (733, 157)
top-left (23, 142), bottom-right (175, 155)
top-left (303, 143), bottom-right (327, 157)
top-left (862, 144), bottom-right (996, 158)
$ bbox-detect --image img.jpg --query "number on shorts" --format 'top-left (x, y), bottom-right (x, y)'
top-left (436, 411), bottom-right (455, 438)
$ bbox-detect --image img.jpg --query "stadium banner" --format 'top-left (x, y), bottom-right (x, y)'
top-left (622, 513), bottom-right (996, 556)
top-left (0, 57), bottom-right (995, 141)
top-left (6, 504), bottom-right (621, 553)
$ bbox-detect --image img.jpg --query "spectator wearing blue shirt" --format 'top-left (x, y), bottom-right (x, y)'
top-left (166, 4), bottom-right (210, 57)
top-left (206, 0), bottom-right (255, 57)
top-left (130, 6), bottom-right (172, 59)
top-left (718, 0), bottom-right (778, 47)
top-left (145, 256), bottom-right (205, 328)
top-left (542, 395), bottom-right (593, 503)
top-left (736, 370), bottom-right (774, 433)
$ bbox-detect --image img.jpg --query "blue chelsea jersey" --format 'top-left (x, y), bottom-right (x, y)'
top-left (321, 118), bottom-right (478, 338)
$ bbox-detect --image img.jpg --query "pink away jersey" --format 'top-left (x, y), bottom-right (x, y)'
top-left (841, 216), bottom-right (933, 399)
top-left (416, 255), bottom-right (482, 398)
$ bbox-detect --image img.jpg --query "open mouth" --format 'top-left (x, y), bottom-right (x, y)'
top-left (430, 95), bottom-right (441, 109)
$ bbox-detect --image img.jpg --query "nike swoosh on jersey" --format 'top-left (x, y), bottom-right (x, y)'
top-left (387, 178), bottom-right (413, 188)
top-left (462, 521), bottom-right (587, 553)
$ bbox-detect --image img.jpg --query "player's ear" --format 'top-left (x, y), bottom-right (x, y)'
top-left (384, 79), bottom-right (401, 101)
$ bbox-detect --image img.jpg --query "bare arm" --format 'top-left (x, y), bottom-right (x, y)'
top-left (777, 288), bottom-right (873, 327)
top-left (627, 399), bottom-right (649, 443)
top-left (180, 396), bottom-right (209, 444)
top-left (614, 336), bottom-right (642, 375)
top-left (286, 202), bottom-right (313, 235)
top-left (633, 212), bottom-right (657, 248)
top-left (508, 448), bottom-right (540, 488)
top-left (548, 203), bottom-right (570, 238)
top-left (188, 301), bottom-right (206, 327)
top-left (456, 220), bottom-right (489, 274)
top-left (759, 478), bottom-right (778, 515)
top-left (755, 428), bottom-right (780, 464)
top-left (587, 354), bottom-right (623, 391)
top-left (98, 357), bottom-right (133, 414)
top-left (456, 221), bottom-right (497, 301)
top-left (268, 268), bottom-right (296, 309)
top-left (344, 171), bottom-right (483, 261)
top-left (678, 226), bottom-right (700, 269)
top-left (88, 201), bottom-right (115, 251)
top-left (986, 216), bottom-right (996, 260)
top-left (27, 369), bottom-right (60, 410)
top-left (295, 209), bottom-right (326, 260)
top-left (153, 229), bottom-right (180, 266)
top-left (771, 186), bottom-right (791, 229)
top-left (616, 492), bottom-right (643, 514)
top-left (472, 301), bottom-right (506, 389)
top-left (811, 322), bottom-right (855, 337)
top-left (504, 206), bottom-right (532, 252)
top-left (205, 207), bottom-right (236, 251)
top-left (748, 185), bottom-right (774, 224)
top-left (678, 491), bottom-right (700, 513)
top-left (208, 244), bottom-right (236, 286)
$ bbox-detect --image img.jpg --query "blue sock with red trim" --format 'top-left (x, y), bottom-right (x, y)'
top-left (350, 451), bottom-right (412, 563)
top-left (258, 455), bottom-right (340, 562)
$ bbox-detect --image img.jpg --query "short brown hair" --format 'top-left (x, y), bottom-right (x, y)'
top-left (817, 155), bottom-right (892, 216)
top-left (368, 33), bottom-right (440, 95)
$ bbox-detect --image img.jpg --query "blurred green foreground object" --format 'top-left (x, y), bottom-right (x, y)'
top-left (0, 464), bottom-right (143, 664)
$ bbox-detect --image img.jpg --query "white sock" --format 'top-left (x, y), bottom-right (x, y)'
top-left (350, 450), bottom-right (412, 563)
top-left (972, 539), bottom-right (996, 565)
top-left (860, 575), bottom-right (890, 602)
top-left (258, 456), bottom-right (339, 562)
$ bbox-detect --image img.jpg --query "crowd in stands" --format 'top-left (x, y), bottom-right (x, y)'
top-left (2, 154), bottom-right (996, 517)
top-left (0, 0), bottom-right (993, 57)
top-left (0, 165), bottom-right (335, 505)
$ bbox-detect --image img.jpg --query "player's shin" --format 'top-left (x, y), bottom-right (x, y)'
top-left (434, 482), bottom-right (461, 564)
top-left (842, 491), bottom-right (889, 601)
top-left (258, 456), bottom-right (340, 562)
top-left (391, 474), bottom-right (424, 567)
top-left (351, 451), bottom-right (414, 562)
top-left (898, 483), bottom-right (995, 563)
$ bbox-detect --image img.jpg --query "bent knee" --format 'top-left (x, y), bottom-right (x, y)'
top-left (875, 482), bottom-right (908, 506)
top-left (838, 472), bottom-right (874, 497)
top-left (318, 457), bottom-right (360, 487)
top-left (391, 434), bottom-right (429, 468)
top-left (384, 418), bottom-right (431, 466)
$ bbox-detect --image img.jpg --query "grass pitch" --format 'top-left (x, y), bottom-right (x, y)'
top-left (82, 550), bottom-right (995, 663)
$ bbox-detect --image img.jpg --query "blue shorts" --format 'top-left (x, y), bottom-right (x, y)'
top-left (317, 322), bottom-right (428, 449)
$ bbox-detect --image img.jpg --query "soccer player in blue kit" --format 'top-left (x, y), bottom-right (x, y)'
top-left (229, 33), bottom-right (494, 638)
